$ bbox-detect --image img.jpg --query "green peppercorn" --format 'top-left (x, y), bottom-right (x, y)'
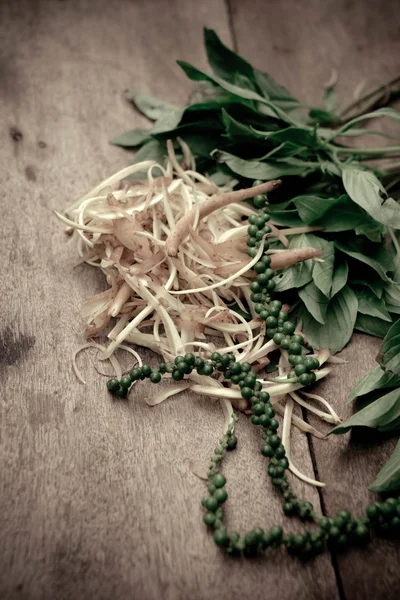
top-left (273, 332), bottom-right (285, 345)
top-left (203, 512), bottom-right (216, 527)
top-left (265, 406), bottom-right (276, 418)
top-left (259, 414), bottom-right (271, 427)
top-left (149, 371), bottom-right (162, 384)
top-left (293, 365), bottom-right (306, 378)
top-left (261, 444), bottom-right (274, 457)
top-left (120, 375), bottom-right (132, 389)
top-left (130, 367), bottom-right (142, 381)
top-left (202, 496), bottom-right (219, 511)
top-left (226, 435), bottom-right (238, 450)
top-left (268, 434), bottom-right (281, 448)
top-left (241, 386), bottom-right (254, 400)
top-left (203, 363), bottom-right (214, 376)
top-left (248, 224), bottom-right (259, 237)
top-left (274, 445), bottom-right (286, 458)
top-left (283, 321), bottom-right (296, 335)
top-left (214, 527), bottom-right (229, 547)
top-left (194, 357), bottom-right (205, 370)
top-left (214, 488), bottom-right (228, 504)
top-left (254, 194), bottom-right (267, 209)
top-left (298, 373), bottom-right (311, 386)
top-left (212, 473), bottom-right (226, 488)
top-left (107, 378), bottom-right (120, 392)
top-left (172, 369), bottom-right (184, 381)
top-left (304, 356), bottom-right (320, 370)
top-left (114, 386), bottom-right (127, 398)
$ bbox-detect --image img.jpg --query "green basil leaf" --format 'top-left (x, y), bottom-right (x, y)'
top-left (355, 314), bottom-right (392, 338)
top-left (354, 287), bottom-right (392, 322)
top-left (348, 366), bottom-right (387, 402)
top-left (110, 129), bottom-right (150, 147)
top-left (311, 238), bottom-right (335, 297)
top-left (355, 220), bottom-right (385, 243)
top-left (293, 195), bottom-right (341, 224)
top-left (331, 388), bottom-right (400, 434)
top-left (212, 150), bottom-right (307, 180)
top-left (384, 254), bottom-right (400, 310)
top-left (298, 285), bottom-right (358, 354)
top-left (267, 208), bottom-right (303, 227)
top-left (178, 61), bottom-right (296, 124)
top-left (314, 195), bottom-right (378, 233)
top-left (254, 70), bottom-right (299, 105)
top-left (330, 262), bottom-right (348, 297)
top-left (350, 267), bottom-right (384, 298)
top-left (221, 110), bottom-right (265, 140)
top-left (126, 90), bottom-right (181, 121)
top-left (203, 28), bottom-right (255, 82)
top-left (348, 366), bottom-right (400, 403)
top-left (253, 126), bottom-right (317, 148)
top-left (342, 166), bottom-right (400, 229)
top-left (335, 238), bottom-right (393, 282)
top-left (378, 318), bottom-right (400, 374)
top-left (369, 439), bottom-right (400, 493)
top-left (299, 282), bottom-right (329, 324)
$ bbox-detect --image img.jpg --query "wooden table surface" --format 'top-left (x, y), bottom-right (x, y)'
top-left (1, 1), bottom-right (400, 599)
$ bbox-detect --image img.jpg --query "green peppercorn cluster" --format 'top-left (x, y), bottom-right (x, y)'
top-left (106, 188), bottom-right (400, 560)
top-left (247, 189), bottom-right (319, 386)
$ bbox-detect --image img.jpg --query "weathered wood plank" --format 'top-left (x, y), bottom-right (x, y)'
top-left (231, 1), bottom-right (400, 598)
top-left (0, 1), bottom-right (337, 599)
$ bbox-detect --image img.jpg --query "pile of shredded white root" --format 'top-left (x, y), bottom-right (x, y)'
top-left (57, 140), bottom-right (345, 486)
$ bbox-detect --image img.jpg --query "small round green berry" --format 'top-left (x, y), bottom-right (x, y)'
top-left (283, 321), bottom-right (296, 335)
top-left (149, 371), bottom-right (162, 384)
top-left (172, 369), bottom-right (184, 381)
top-left (203, 363), bottom-right (214, 376)
top-left (114, 386), bottom-right (127, 398)
top-left (214, 488), bottom-right (228, 504)
top-left (202, 496), bottom-right (219, 511)
top-left (120, 375), bottom-right (132, 389)
top-left (241, 387), bottom-right (253, 400)
top-left (259, 414), bottom-right (271, 427)
top-left (248, 224), bottom-right (259, 237)
top-left (203, 512), bottom-right (216, 526)
top-left (130, 367), bottom-right (142, 381)
top-left (107, 378), bottom-right (120, 392)
top-left (142, 364), bottom-right (152, 377)
top-left (184, 353), bottom-right (195, 366)
top-left (289, 342), bottom-right (302, 355)
top-left (212, 473), bottom-right (226, 488)
top-left (227, 435), bottom-right (238, 450)
top-left (254, 194), bottom-right (267, 209)
top-left (298, 373), bottom-right (311, 386)
top-left (294, 364), bottom-right (307, 377)
top-left (214, 528), bottom-right (229, 547)
top-left (261, 444), bottom-right (274, 457)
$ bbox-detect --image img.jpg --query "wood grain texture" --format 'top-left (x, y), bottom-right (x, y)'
top-left (230, 0), bottom-right (400, 598)
top-left (0, 1), bottom-right (337, 600)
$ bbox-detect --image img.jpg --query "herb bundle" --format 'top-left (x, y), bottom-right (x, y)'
top-left (112, 28), bottom-right (400, 354)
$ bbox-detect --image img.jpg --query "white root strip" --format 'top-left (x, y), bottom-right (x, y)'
top-left (289, 392), bottom-right (340, 425)
top-left (62, 150), bottom-right (338, 488)
top-left (281, 397), bottom-right (325, 487)
top-left (301, 391), bottom-right (342, 423)
top-left (146, 383), bottom-right (191, 406)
